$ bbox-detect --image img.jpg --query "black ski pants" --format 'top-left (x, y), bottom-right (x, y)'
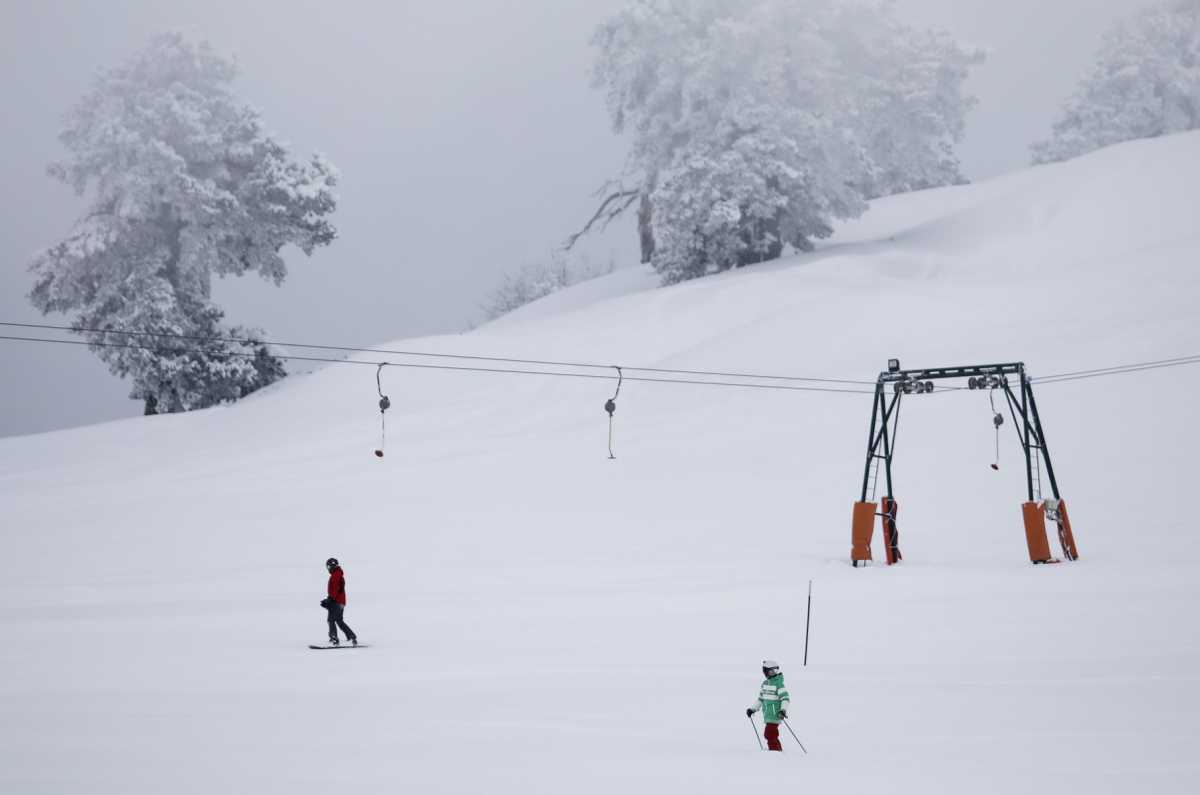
top-left (323, 599), bottom-right (356, 642)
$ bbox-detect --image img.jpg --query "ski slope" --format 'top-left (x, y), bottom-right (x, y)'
top-left (2, 132), bottom-right (1199, 794)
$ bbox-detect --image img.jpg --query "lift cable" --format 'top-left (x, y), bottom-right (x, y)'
top-left (1033, 354), bottom-right (1200, 385)
top-left (0, 334), bottom-right (877, 396)
top-left (6, 321), bottom-right (1200, 391)
top-left (0, 320), bottom-right (874, 387)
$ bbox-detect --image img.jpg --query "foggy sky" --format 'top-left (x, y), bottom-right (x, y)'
top-left (0, 0), bottom-right (1152, 438)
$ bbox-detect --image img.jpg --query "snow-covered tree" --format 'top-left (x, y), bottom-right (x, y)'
top-left (480, 253), bottom-right (616, 321)
top-left (28, 33), bottom-right (338, 414)
top-left (572, 0), bottom-right (982, 283)
top-left (1032, 0), bottom-right (1200, 164)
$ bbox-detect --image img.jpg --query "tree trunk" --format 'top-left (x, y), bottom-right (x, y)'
top-left (638, 191), bottom-right (655, 264)
top-left (737, 212), bottom-right (783, 267)
top-left (144, 394), bottom-right (158, 415)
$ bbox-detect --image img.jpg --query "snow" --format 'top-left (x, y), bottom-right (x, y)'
top-left (592, 0), bottom-right (984, 282)
top-left (32, 32), bottom-right (337, 413)
top-left (482, 262), bottom-right (660, 329)
top-left (3, 131), bottom-right (1200, 793)
top-left (1032, 0), bottom-right (1200, 164)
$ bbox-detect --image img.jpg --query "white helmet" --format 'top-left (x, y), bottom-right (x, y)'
top-left (762, 659), bottom-right (781, 676)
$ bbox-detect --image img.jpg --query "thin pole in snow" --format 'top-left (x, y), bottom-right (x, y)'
top-left (783, 719), bottom-right (808, 754)
top-left (748, 713), bottom-right (764, 751)
top-left (804, 579), bottom-right (813, 666)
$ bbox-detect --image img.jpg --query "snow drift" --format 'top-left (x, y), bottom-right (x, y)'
top-left (2, 132), bottom-right (1199, 794)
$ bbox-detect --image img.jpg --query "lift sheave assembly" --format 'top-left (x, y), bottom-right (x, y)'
top-left (851, 360), bottom-right (1079, 567)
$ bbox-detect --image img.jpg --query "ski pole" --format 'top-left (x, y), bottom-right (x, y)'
top-left (782, 719), bottom-right (807, 754)
top-left (747, 713), bottom-right (764, 751)
top-left (804, 579), bottom-right (812, 666)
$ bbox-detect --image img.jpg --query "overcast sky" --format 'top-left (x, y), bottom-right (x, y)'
top-left (0, 0), bottom-right (1152, 438)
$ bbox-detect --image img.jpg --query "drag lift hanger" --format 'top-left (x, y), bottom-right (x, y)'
top-left (605, 366), bottom-right (622, 459)
top-left (374, 363), bottom-right (391, 458)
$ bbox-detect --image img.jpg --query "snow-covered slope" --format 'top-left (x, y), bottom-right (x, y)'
top-left (482, 262), bottom-right (660, 329)
top-left (3, 133), bottom-right (1199, 794)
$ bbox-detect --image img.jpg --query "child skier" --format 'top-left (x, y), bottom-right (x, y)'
top-left (320, 557), bottom-right (358, 646)
top-left (746, 659), bottom-right (790, 751)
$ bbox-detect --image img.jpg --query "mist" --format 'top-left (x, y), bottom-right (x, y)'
top-left (0, 0), bottom-right (1150, 437)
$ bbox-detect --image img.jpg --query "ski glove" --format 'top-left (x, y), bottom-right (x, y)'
top-left (779, 709), bottom-right (788, 719)
top-left (746, 708), bottom-right (755, 717)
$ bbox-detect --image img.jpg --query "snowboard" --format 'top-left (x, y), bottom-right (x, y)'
top-left (308, 643), bottom-right (368, 650)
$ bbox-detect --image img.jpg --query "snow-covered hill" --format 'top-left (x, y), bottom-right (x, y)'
top-left (3, 132), bottom-right (1199, 794)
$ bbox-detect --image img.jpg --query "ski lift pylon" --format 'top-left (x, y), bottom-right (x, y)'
top-left (851, 360), bottom-right (1079, 566)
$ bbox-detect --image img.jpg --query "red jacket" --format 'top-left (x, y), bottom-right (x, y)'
top-left (327, 567), bottom-right (347, 606)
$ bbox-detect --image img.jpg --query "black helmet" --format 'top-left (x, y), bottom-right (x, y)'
top-left (325, 557), bottom-right (339, 570)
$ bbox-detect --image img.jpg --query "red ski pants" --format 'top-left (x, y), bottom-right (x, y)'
top-left (764, 722), bottom-right (782, 751)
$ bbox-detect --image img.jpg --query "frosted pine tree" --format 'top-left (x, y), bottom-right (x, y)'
top-left (575, 0), bottom-right (982, 284)
top-left (846, 4), bottom-right (983, 198)
top-left (29, 33), bottom-right (338, 414)
top-left (1032, 0), bottom-right (1200, 164)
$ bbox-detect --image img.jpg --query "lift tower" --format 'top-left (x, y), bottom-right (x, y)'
top-left (851, 360), bottom-right (1079, 566)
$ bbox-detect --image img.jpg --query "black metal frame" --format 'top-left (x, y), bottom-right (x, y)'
top-left (859, 362), bottom-right (1061, 504)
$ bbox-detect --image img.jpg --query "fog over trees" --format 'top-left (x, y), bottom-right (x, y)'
top-left (10, 1), bottom-right (1181, 418)
top-left (28, 34), bottom-right (338, 414)
top-left (1033, 0), bottom-right (1200, 164)
top-left (480, 254), bottom-right (616, 322)
top-left (574, 0), bottom-right (984, 284)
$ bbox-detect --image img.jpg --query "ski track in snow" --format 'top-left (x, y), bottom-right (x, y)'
top-left (2, 132), bottom-right (1200, 793)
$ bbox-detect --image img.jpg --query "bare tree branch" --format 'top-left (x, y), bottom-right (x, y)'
top-left (563, 188), bottom-right (641, 251)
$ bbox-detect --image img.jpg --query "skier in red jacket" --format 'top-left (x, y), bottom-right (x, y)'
top-left (320, 557), bottom-right (358, 646)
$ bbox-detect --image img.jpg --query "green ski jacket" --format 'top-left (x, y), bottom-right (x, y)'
top-left (749, 674), bottom-right (790, 724)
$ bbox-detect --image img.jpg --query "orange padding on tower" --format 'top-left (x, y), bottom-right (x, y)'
top-left (1056, 500), bottom-right (1079, 561)
top-left (880, 496), bottom-right (901, 564)
top-left (1022, 502), bottom-right (1053, 563)
top-left (851, 501), bottom-right (877, 564)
